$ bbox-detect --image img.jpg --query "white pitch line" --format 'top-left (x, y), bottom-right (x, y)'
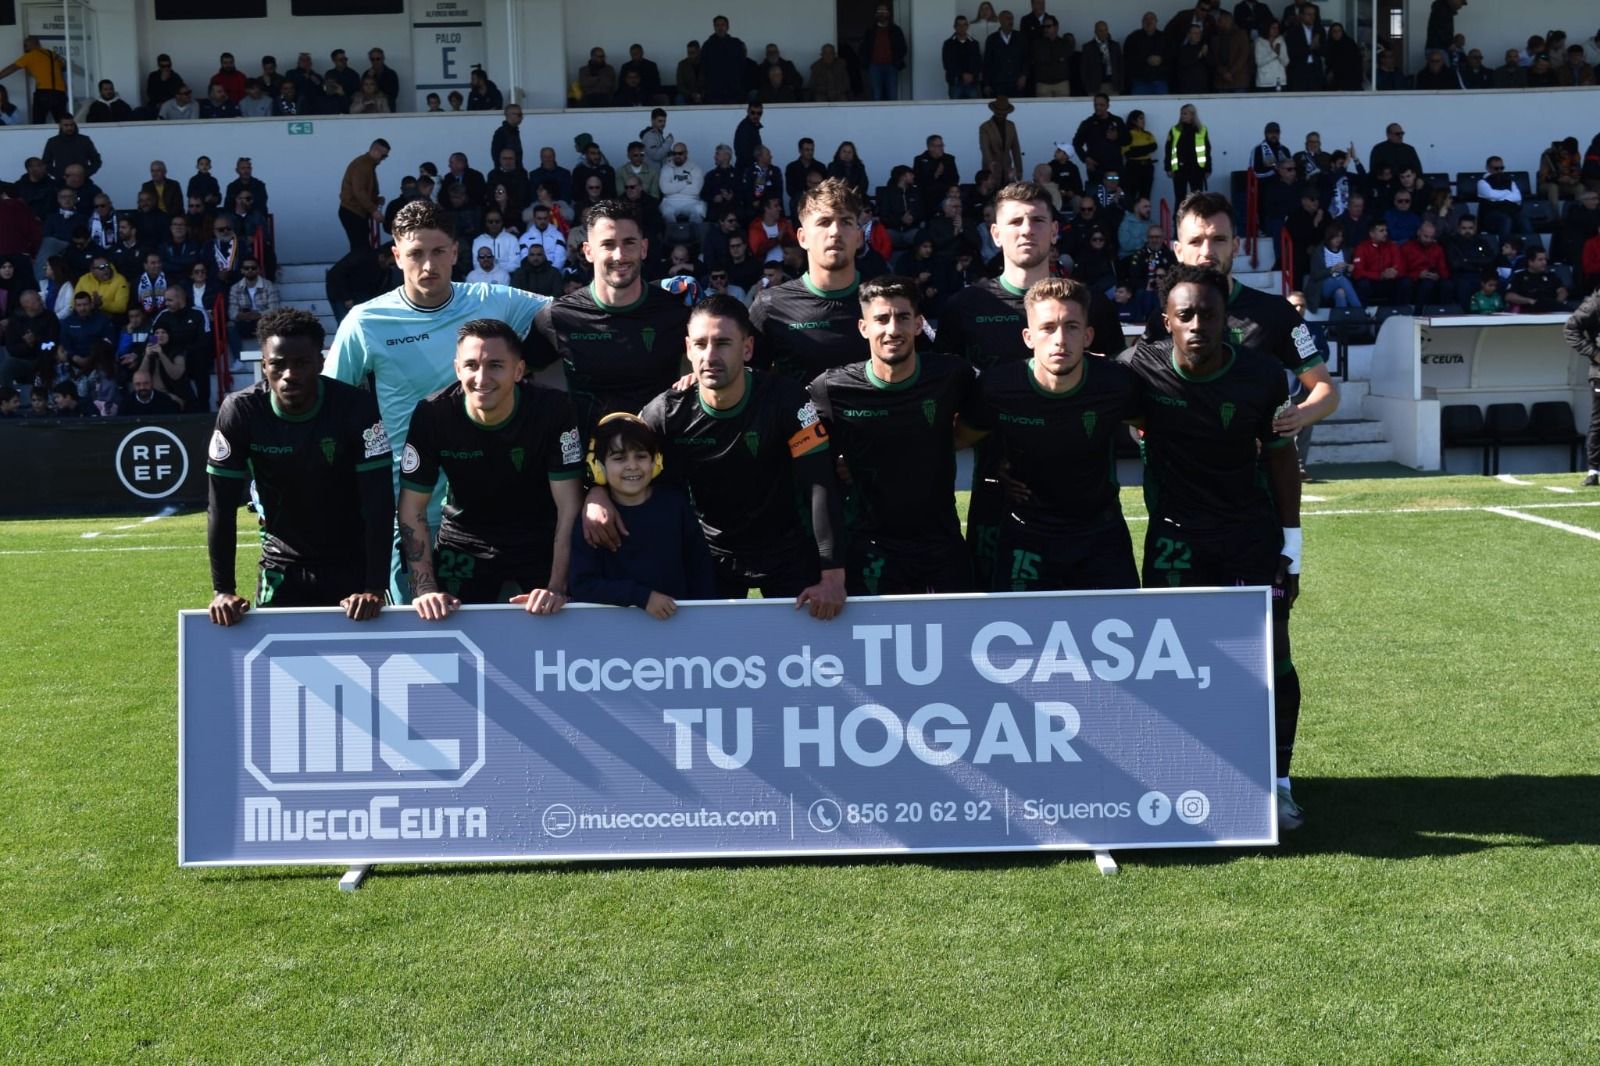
top-left (1495, 474), bottom-right (1535, 486)
top-left (1546, 486), bottom-right (1578, 494)
top-left (0, 544), bottom-right (257, 556)
top-left (1486, 507), bottom-right (1600, 542)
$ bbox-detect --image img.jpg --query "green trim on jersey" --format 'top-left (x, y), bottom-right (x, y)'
top-left (462, 384), bottom-right (520, 430)
top-left (269, 379), bottom-right (325, 422)
top-left (698, 370), bottom-right (754, 419)
top-left (355, 458), bottom-right (392, 472)
top-left (1171, 343), bottom-right (1237, 383)
top-left (549, 470), bottom-right (584, 480)
top-left (866, 355), bottom-right (923, 391)
top-left (998, 276), bottom-right (1029, 298)
top-left (802, 272), bottom-right (861, 300)
top-left (206, 464), bottom-right (250, 479)
top-left (589, 281), bottom-right (649, 313)
top-left (1264, 436), bottom-right (1294, 449)
top-left (1027, 357), bottom-right (1089, 399)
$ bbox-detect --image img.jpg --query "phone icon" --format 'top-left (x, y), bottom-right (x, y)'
top-left (807, 798), bottom-right (841, 834)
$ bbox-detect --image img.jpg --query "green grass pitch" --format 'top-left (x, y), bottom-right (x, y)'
top-left (2, 472), bottom-right (1598, 1062)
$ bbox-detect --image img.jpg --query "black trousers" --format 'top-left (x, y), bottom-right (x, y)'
top-left (338, 207), bottom-right (371, 255)
top-left (1588, 381), bottom-right (1600, 472)
top-left (31, 89), bottom-right (68, 124)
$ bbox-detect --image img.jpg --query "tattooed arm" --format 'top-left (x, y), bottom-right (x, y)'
top-left (398, 486), bottom-right (458, 620)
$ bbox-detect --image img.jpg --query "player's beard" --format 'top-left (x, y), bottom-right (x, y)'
top-left (603, 258), bottom-right (641, 290)
top-left (1008, 241), bottom-right (1050, 271)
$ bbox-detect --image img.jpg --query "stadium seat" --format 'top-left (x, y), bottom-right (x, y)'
top-left (1419, 304), bottom-right (1464, 317)
top-left (1423, 171), bottom-right (1450, 191)
top-left (1324, 307), bottom-right (1373, 380)
top-left (1525, 201), bottom-right (1556, 233)
top-left (1528, 401), bottom-right (1587, 471)
top-left (1441, 403), bottom-right (1493, 475)
top-left (1455, 172), bottom-right (1480, 203)
top-left (1374, 305), bottom-right (1412, 329)
top-left (1484, 402), bottom-right (1534, 474)
top-left (1506, 171), bottom-right (1534, 199)
top-left (1550, 264), bottom-right (1576, 295)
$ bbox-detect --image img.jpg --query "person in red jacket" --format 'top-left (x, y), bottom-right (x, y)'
top-left (0, 183), bottom-right (43, 258)
top-left (747, 196), bottom-right (798, 260)
top-left (1582, 231), bottom-right (1600, 293)
top-left (859, 199), bottom-right (894, 262)
top-left (1353, 220), bottom-right (1406, 306)
top-left (1400, 219), bottom-right (1452, 307)
top-left (208, 53), bottom-right (247, 103)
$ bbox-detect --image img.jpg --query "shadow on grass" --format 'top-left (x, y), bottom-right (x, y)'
top-left (199, 775), bottom-right (1596, 884)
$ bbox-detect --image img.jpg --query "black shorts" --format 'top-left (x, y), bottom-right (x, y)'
top-left (848, 535), bottom-right (974, 596)
top-left (712, 542), bottom-right (822, 600)
top-left (257, 559), bottom-right (367, 608)
top-left (1141, 519), bottom-right (1283, 589)
top-left (993, 519), bottom-right (1138, 592)
top-left (964, 440), bottom-right (1005, 587)
top-left (435, 543), bottom-right (552, 604)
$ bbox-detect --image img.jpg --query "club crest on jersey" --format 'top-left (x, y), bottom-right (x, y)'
top-left (1291, 323), bottom-right (1318, 361)
top-left (640, 326), bottom-right (657, 352)
top-left (400, 442), bottom-right (421, 474)
top-left (743, 430), bottom-right (761, 456)
top-left (559, 428), bottom-right (582, 465)
top-left (921, 399), bottom-right (937, 426)
top-left (796, 401), bottom-right (820, 428)
top-left (361, 422), bottom-right (390, 459)
top-left (1081, 410), bottom-right (1098, 437)
top-left (1219, 401), bottom-right (1236, 429)
top-left (1229, 326), bottom-right (1245, 345)
top-left (509, 446), bottom-right (526, 472)
top-left (208, 430), bottom-right (231, 462)
top-left (321, 437), bottom-right (337, 464)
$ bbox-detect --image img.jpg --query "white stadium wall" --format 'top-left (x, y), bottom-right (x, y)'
top-left (2, 86), bottom-right (1595, 265)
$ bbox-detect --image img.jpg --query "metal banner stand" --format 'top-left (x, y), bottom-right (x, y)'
top-left (1093, 851), bottom-right (1119, 876)
top-left (338, 866), bottom-right (371, 892)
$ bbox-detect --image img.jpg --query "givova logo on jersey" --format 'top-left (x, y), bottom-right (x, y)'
top-left (241, 632), bottom-right (486, 792)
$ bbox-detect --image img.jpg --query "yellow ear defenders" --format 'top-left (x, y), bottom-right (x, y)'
top-left (587, 412), bottom-right (664, 485)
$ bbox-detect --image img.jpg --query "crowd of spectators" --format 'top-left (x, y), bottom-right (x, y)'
top-left (1, 118), bottom-right (282, 418)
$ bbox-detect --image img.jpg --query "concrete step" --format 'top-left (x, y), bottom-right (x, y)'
top-left (1234, 269), bottom-right (1283, 295)
top-left (283, 297), bottom-right (335, 318)
top-left (1307, 439), bottom-right (1395, 465)
top-left (1314, 418), bottom-right (1387, 445)
top-left (277, 262), bottom-right (334, 284)
top-left (1337, 379), bottom-right (1369, 405)
top-left (278, 280), bottom-right (325, 302)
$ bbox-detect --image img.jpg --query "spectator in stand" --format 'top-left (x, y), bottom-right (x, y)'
top-left (701, 144), bottom-right (739, 219)
top-left (1282, 186), bottom-right (1327, 287)
top-left (227, 158), bottom-right (268, 217)
top-left (134, 253), bottom-right (168, 315)
top-left (273, 80), bottom-right (302, 116)
top-left (913, 134), bottom-right (960, 216)
top-left (1424, 0), bottom-right (1463, 51)
top-left (880, 166), bottom-right (924, 249)
top-left (287, 52), bottom-right (323, 102)
top-left (1558, 46), bottom-right (1596, 86)
top-left (161, 217), bottom-right (201, 278)
top-left (441, 152), bottom-right (488, 207)
top-left (1493, 49), bottom-right (1527, 89)
top-left (945, 16), bottom-right (984, 98)
top-left (676, 41), bottom-right (706, 105)
top-left (1305, 223), bottom-right (1359, 311)
top-left (861, 5), bottom-right (909, 100)
top-left (1507, 249), bottom-right (1570, 311)
top-left (0, 183), bottom-right (43, 259)
top-left (571, 141), bottom-right (616, 208)
top-left (1077, 21), bottom-right (1121, 97)
top-left (225, 255), bottom-right (274, 358)
top-left (350, 76), bottom-right (392, 114)
top-left (1539, 138), bottom-right (1584, 208)
top-left (364, 48), bottom-right (400, 110)
top-left (325, 243), bottom-right (397, 323)
top-left (209, 53), bottom-right (247, 103)
top-left (1582, 134), bottom-right (1600, 195)
top-left (577, 47), bottom-right (617, 108)
top-left (1253, 20), bottom-right (1289, 90)
top-left (228, 190), bottom-right (267, 246)
top-left (141, 160), bottom-right (182, 217)
top-left (733, 101), bottom-right (763, 170)
top-left (1557, 188), bottom-right (1600, 270)
top-left (616, 142), bottom-right (659, 200)
top-left (1370, 124), bottom-right (1423, 183)
top-left (0, 85), bottom-right (21, 126)
top-left (757, 65), bottom-right (798, 105)
top-left (1164, 103), bottom-right (1211, 200)
top-left (1413, 49), bottom-right (1458, 90)
top-left (238, 79), bottom-right (273, 118)
top-left (448, 90), bottom-right (466, 111)
top-left (204, 216), bottom-right (243, 287)
top-left (1209, 11), bottom-right (1250, 91)
top-left (158, 85), bottom-right (197, 121)
top-left (511, 243), bottom-right (564, 297)
top-left (82, 80), bottom-right (134, 123)
top-left (1325, 22), bottom-right (1364, 90)
top-left (1285, 3), bottom-right (1325, 91)
top-left (1029, 16), bottom-right (1073, 97)
top-left (467, 66), bottom-right (504, 111)
top-left (3, 291), bottom-right (58, 386)
top-left (188, 156), bottom-right (221, 210)
top-left (810, 44), bottom-right (852, 103)
top-left (785, 140), bottom-right (828, 209)
top-left (1252, 122), bottom-right (1292, 180)
top-left (131, 190), bottom-right (168, 250)
top-left (1526, 52), bottom-right (1559, 89)
top-left (1374, 49), bottom-right (1408, 90)
top-left (1383, 188), bottom-right (1421, 244)
top-left (465, 245), bottom-right (511, 286)
top-left (325, 49), bottom-right (360, 98)
top-left (747, 196), bottom-right (798, 262)
top-left (42, 117), bottom-right (100, 179)
top-left (59, 290), bottom-right (115, 368)
top-left (519, 203), bottom-right (569, 269)
top-left (701, 16), bottom-right (748, 105)
top-left (1456, 48), bottom-right (1492, 90)
top-left (528, 146), bottom-right (571, 204)
top-left (1401, 220), bottom-right (1451, 305)
top-left (120, 366), bottom-right (182, 416)
top-left (743, 146), bottom-right (784, 218)
top-left (185, 262), bottom-right (227, 344)
top-left (0, 37), bottom-right (68, 124)
top-left (1423, 186), bottom-right (1467, 235)
top-left (826, 141), bottom-right (869, 199)
top-left (1174, 24), bottom-right (1211, 94)
top-left (1117, 198), bottom-right (1154, 260)
top-left (972, 97), bottom-right (1024, 184)
top-left (1074, 94), bottom-right (1128, 183)
top-left (618, 44), bottom-right (664, 104)
top-left (1476, 155), bottom-right (1529, 237)
top-left (149, 285), bottom-right (209, 408)
top-left (983, 10), bottom-right (1028, 96)
top-left (574, 174), bottom-right (607, 222)
top-left (257, 56), bottom-right (285, 98)
top-left (1125, 12), bottom-right (1172, 95)
top-left (338, 139), bottom-right (390, 256)
top-left (200, 83), bottom-right (242, 120)
top-left (760, 43), bottom-right (803, 97)
top-left (1353, 220), bottom-right (1405, 305)
top-left (145, 53), bottom-right (183, 110)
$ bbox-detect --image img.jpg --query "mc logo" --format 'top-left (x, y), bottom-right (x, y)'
top-left (242, 632), bottom-right (486, 792)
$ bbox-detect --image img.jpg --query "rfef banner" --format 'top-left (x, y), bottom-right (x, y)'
top-left (178, 589), bottom-right (1277, 867)
top-left (0, 415), bottom-right (211, 516)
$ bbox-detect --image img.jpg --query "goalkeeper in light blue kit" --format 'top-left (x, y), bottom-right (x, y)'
top-left (324, 199), bottom-right (550, 603)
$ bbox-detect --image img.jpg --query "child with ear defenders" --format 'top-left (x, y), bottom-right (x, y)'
top-left (569, 413), bottom-right (717, 618)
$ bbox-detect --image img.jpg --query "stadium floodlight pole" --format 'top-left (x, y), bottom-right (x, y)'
top-left (1371, 0), bottom-right (1378, 91)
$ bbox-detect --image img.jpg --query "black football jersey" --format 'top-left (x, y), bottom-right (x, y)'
top-left (965, 356), bottom-right (1143, 533)
top-left (639, 370), bottom-right (834, 563)
top-left (207, 378), bottom-right (392, 568)
top-left (1119, 340), bottom-right (1292, 532)
top-left (808, 353), bottom-right (978, 553)
top-left (748, 273), bottom-right (869, 381)
top-left (1142, 278), bottom-right (1324, 376)
top-left (401, 381), bottom-right (583, 559)
top-left (526, 283), bottom-right (689, 434)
